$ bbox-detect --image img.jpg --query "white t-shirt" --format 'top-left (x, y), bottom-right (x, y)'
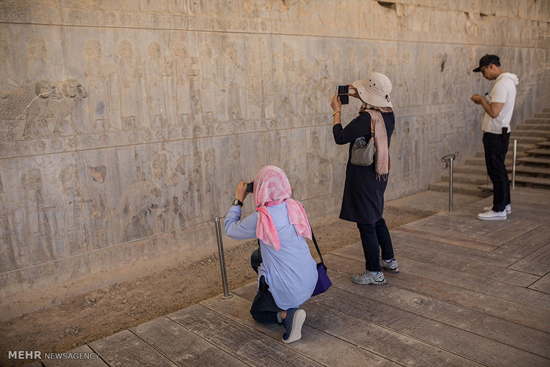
top-left (482, 72), bottom-right (519, 134)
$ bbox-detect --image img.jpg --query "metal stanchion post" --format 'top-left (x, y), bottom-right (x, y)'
top-left (214, 217), bottom-right (232, 299)
top-left (449, 156), bottom-right (454, 212)
top-left (441, 152), bottom-right (459, 213)
top-left (512, 139), bottom-right (517, 189)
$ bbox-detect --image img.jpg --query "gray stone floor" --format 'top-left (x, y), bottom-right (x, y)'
top-left (39, 187), bottom-right (550, 367)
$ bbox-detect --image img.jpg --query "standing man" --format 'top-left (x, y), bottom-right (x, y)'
top-left (471, 54), bottom-right (519, 220)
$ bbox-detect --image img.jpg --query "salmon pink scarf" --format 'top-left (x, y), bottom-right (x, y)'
top-left (253, 166), bottom-right (312, 250)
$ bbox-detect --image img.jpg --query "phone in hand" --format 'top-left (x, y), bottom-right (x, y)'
top-left (337, 85), bottom-right (349, 105)
top-left (246, 182), bottom-right (254, 193)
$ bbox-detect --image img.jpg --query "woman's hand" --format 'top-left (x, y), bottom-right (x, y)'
top-left (235, 181), bottom-right (249, 202)
top-left (331, 90), bottom-right (341, 112)
top-left (347, 84), bottom-right (360, 100)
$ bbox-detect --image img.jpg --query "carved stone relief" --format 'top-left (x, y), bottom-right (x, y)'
top-left (0, 0), bottom-right (548, 318)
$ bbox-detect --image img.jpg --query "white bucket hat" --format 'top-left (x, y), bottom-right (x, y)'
top-left (352, 72), bottom-right (393, 108)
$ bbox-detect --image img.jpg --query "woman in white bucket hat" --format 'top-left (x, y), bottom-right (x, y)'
top-left (330, 72), bottom-right (398, 286)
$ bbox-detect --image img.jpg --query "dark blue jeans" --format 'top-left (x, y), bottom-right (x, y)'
top-left (357, 217), bottom-right (394, 272)
top-left (483, 132), bottom-right (511, 212)
top-left (249, 275), bottom-right (283, 324)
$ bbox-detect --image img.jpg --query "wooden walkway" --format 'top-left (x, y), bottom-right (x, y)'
top-left (40, 187), bottom-right (550, 367)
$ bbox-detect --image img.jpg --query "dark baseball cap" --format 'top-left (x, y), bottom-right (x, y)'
top-left (473, 54), bottom-right (500, 72)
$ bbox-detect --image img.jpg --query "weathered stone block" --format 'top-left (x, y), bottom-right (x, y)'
top-left (0, 0), bottom-right (548, 319)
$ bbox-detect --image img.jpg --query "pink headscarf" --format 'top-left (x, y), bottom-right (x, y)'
top-left (253, 166), bottom-right (312, 250)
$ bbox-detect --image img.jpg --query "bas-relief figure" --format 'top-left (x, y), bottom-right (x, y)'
top-left (59, 164), bottom-right (88, 257)
top-left (18, 168), bottom-right (57, 265)
top-left (173, 41), bottom-right (200, 125)
top-left (247, 37), bottom-right (275, 119)
top-left (0, 173), bottom-right (23, 272)
top-left (0, 38), bottom-right (18, 100)
top-left (147, 41), bottom-right (172, 128)
top-left (85, 39), bottom-right (119, 133)
top-left (199, 42), bottom-right (223, 123)
top-left (119, 181), bottom-right (162, 242)
top-left (118, 40), bottom-right (144, 130)
top-left (222, 41), bottom-right (245, 121)
top-left (83, 165), bottom-right (113, 250)
top-left (26, 37), bottom-right (48, 84)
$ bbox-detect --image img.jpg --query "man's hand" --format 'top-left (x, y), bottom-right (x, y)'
top-left (235, 181), bottom-right (249, 202)
top-left (470, 94), bottom-right (484, 104)
top-left (470, 94), bottom-right (504, 118)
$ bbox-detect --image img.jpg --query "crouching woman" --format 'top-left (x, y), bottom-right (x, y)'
top-left (224, 165), bottom-right (317, 343)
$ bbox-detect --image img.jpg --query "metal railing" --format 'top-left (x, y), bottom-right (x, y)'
top-left (441, 152), bottom-right (459, 212)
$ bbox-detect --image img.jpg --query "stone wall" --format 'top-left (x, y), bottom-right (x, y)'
top-left (1, 0), bottom-right (549, 320)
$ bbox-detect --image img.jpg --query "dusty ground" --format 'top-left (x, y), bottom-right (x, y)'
top-left (0, 191), bottom-right (482, 367)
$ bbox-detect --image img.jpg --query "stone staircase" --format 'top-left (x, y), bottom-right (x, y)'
top-left (429, 108), bottom-right (550, 196)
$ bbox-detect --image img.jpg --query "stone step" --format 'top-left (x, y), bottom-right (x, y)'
top-left (509, 136), bottom-right (547, 145)
top-left (536, 141), bottom-right (550, 148)
top-left (543, 108), bottom-right (550, 113)
top-left (428, 181), bottom-right (491, 197)
top-left (481, 175), bottom-right (550, 189)
top-left (510, 143), bottom-right (538, 152)
top-left (475, 150), bottom-right (528, 158)
top-left (511, 130), bottom-right (550, 137)
top-left (524, 118), bottom-right (550, 125)
top-left (517, 156), bottom-right (550, 166)
top-left (441, 172), bottom-right (488, 185)
top-left (534, 113), bottom-right (550, 118)
top-left (454, 165), bottom-right (487, 175)
top-left (466, 157), bottom-right (515, 166)
top-left (516, 124), bottom-right (550, 131)
top-left (453, 163), bottom-right (550, 178)
top-left (513, 165), bottom-right (550, 177)
top-left (513, 175), bottom-right (550, 189)
top-left (525, 148), bottom-right (550, 157)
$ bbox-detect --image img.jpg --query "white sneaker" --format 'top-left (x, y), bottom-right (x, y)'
top-left (478, 210), bottom-right (507, 220)
top-left (484, 204), bottom-right (511, 214)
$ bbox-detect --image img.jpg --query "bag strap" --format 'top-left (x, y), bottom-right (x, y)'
top-left (357, 115), bottom-right (375, 143)
top-left (311, 230), bottom-right (324, 265)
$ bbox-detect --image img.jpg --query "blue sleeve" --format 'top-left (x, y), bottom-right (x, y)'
top-left (333, 114), bottom-right (372, 145)
top-left (224, 206), bottom-right (258, 240)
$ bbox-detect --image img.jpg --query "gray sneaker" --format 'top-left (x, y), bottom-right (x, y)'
top-left (282, 308), bottom-right (306, 344)
top-left (380, 258), bottom-right (399, 273)
top-left (352, 271), bottom-right (386, 285)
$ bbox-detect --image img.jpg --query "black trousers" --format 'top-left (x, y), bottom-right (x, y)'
top-left (250, 248), bottom-right (283, 324)
top-left (249, 275), bottom-right (283, 324)
top-left (483, 132), bottom-right (511, 212)
top-left (357, 217), bottom-right (394, 272)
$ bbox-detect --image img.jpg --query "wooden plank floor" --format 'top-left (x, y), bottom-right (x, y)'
top-left (41, 187), bottom-right (550, 367)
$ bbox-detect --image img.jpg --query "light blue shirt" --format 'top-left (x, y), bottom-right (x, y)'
top-left (224, 202), bottom-right (318, 310)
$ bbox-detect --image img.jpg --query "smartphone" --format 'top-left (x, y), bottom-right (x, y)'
top-left (337, 85), bottom-right (349, 105)
top-left (246, 182), bottom-right (254, 193)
